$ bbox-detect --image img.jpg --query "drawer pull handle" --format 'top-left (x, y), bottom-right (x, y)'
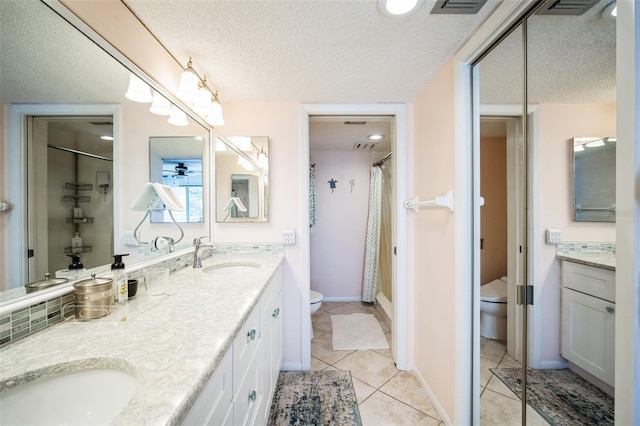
top-left (272, 308), bottom-right (280, 319)
top-left (248, 390), bottom-right (257, 403)
top-left (606, 306), bottom-right (615, 314)
top-left (247, 329), bottom-right (256, 342)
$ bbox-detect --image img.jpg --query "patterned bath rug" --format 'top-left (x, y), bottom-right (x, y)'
top-left (268, 370), bottom-right (362, 426)
top-left (490, 368), bottom-right (614, 425)
top-left (331, 313), bottom-right (389, 350)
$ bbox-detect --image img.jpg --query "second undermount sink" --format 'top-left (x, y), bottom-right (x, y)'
top-left (202, 262), bottom-right (261, 275)
top-left (0, 366), bottom-right (137, 425)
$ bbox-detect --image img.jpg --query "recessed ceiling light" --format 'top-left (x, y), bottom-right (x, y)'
top-left (383, 0), bottom-right (418, 15)
top-left (100, 135), bottom-right (114, 141)
top-left (368, 134), bottom-right (384, 141)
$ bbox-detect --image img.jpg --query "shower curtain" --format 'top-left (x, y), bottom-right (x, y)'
top-left (362, 166), bottom-right (382, 303)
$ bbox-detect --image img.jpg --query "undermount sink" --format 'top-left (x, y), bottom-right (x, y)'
top-left (202, 262), bottom-right (261, 275)
top-left (0, 365), bottom-right (137, 425)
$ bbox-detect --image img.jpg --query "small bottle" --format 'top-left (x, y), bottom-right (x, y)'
top-left (111, 254), bottom-right (130, 304)
top-left (71, 232), bottom-right (82, 254)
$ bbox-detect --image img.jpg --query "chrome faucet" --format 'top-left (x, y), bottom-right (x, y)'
top-left (193, 236), bottom-right (214, 268)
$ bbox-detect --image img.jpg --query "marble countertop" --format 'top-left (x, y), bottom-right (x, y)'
top-left (0, 254), bottom-right (284, 425)
top-left (556, 252), bottom-right (615, 271)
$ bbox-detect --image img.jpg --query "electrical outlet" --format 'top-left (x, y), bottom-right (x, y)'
top-left (123, 230), bottom-right (139, 247)
top-left (546, 228), bottom-right (562, 245)
top-left (282, 229), bottom-right (296, 245)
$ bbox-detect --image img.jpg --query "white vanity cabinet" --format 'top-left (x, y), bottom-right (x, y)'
top-left (181, 268), bottom-right (283, 426)
top-left (561, 261), bottom-right (615, 387)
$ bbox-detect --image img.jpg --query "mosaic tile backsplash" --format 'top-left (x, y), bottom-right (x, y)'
top-left (0, 242), bottom-right (284, 347)
top-left (556, 242), bottom-right (616, 256)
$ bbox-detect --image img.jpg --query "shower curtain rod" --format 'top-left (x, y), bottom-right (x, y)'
top-left (373, 152), bottom-right (391, 167)
top-left (48, 144), bottom-right (113, 162)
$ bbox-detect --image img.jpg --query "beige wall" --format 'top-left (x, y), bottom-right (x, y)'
top-left (411, 59), bottom-right (457, 420)
top-left (537, 102), bottom-right (616, 364)
top-left (480, 136), bottom-right (507, 285)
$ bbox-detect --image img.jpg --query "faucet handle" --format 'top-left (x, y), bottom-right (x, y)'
top-left (193, 235), bottom-right (210, 246)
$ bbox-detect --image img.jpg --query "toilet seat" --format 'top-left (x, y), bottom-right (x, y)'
top-left (480, 278), bottom-right (507, 303)
top-left (310, 290), bottom-right (323, 304)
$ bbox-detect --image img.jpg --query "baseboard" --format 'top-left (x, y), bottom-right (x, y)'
top-left (412, 367), bottom-right (453, 425)
top-left (280, 362), bottom-right (303, 371)
top-left (321, 296), bottom-right (363, 302)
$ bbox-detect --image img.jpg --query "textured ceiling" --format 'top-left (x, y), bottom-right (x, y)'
top-left (123, 0), bottom-right (501, 103)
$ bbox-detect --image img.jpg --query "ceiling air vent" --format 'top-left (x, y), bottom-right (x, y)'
top-left (90, 121), bottom-right (114, 126)
top-left (431, 0), bottom-right (488, 15)
top-left (535, 0), bottom-right (599, 15)
top-left (353, 142), bottom-right (378, 151)
top-left (344, 121), bottom-right (367, 125)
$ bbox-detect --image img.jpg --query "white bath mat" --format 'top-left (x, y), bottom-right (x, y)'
top-left (331, 313), bottom-right (389, 350)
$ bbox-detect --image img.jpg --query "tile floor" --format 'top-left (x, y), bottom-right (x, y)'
top-left (479, 337), bottom-right (549, 425)
top-left (311, 301), bottom-right (443, 425)
top-left (312, 302), bottom-right (551, 425)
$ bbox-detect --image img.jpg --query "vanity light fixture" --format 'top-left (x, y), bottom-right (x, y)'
top-left (149, 91), bottom-right (172, 116)
top-left (215, 138), bottom-right (227, 151)
top-left (205, 93), bottom-right (225, 127)
top-left (368, 134), bottom-right (384, 141)
top-left (193, 78), bottom-right (215, 116)
top-left (257, 149), bottom-right (268, 170)
top-left (178, 58), bottom-right (200, 104)
top-left (124, 73), bottom-right (153, 103)
top-left (168, 105), bottom-right (189, 126)
top-left (229, 136), bottom-right (252, 151)
top-left (574, 144), bottom-right (584, 152)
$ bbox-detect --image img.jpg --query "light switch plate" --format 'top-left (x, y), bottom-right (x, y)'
top-left (282, 229), bottom-right (296, 245)
top-left (546, 228), bottom-right (562, 245)
top-left (123, 230), bottom-right (139, 247)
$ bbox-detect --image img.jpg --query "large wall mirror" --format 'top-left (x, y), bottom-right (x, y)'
top-left (572, 137), bottom-right (616, 222)
top-left (215, 136), bottom-right (269, 222)
top-left (0, 0), bottom-right (211, 302)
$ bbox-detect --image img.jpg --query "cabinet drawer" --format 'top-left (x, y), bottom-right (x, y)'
top-left (233, 355), bottom-right (261, 426)
top-left (181, 350), bottom-right (233, 426)
top-left (562, 261), bottom-right (615, 302)
top-left (234, 306), bottom-right (260, 389)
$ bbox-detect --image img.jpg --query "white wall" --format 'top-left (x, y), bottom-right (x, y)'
top-left (309, 150), bottom-right (373, 300)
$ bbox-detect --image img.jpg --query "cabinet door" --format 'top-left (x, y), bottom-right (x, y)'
top-left (562, 288), bottom-right (615, 386)
top-left (270, 291), bottom-right (283, 382)
top-left (180, 350), bottom-right (233, 426)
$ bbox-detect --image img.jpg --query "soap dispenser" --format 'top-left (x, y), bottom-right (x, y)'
top-left (67, 254), bottom-right (86, 280)
top-left (111, 254), bottom-right (130, 303)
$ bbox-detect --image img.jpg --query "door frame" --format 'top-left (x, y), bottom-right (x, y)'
top-left (299, 103), bottom-right (409, 370)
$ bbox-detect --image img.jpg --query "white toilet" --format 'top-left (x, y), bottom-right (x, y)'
top-left (310, 290), bottom-right (323, 314)
top-left (310, 290), bottom-right (323, 339)
top-left (480, 276), bottom-right (508, 340)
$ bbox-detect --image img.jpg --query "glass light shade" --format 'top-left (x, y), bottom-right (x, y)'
top-left (168, 105), bottom-right (189, 126)
top-left (238, 156), bottom-right (254, 171)
top-left (228, 136), bottom-right (252, 151)
top-left (385, 0), bottom-right (417, 15)
top-left (205, 101), bottom-right (225, 127)
top-left (149, 91), bottom-right (172, 115)
top-left (257, 151), bottom-right (268, 170)
top-left (178, 68), bottom-right (199, 104)
top-left (574, 144), bottom-right (585, 152)
top-left (193, 86), bottom-right (214, 116)
top-left (125, 73), bottom-right (153, 103)
top-left (215, 139), bottom-right (227, 151)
